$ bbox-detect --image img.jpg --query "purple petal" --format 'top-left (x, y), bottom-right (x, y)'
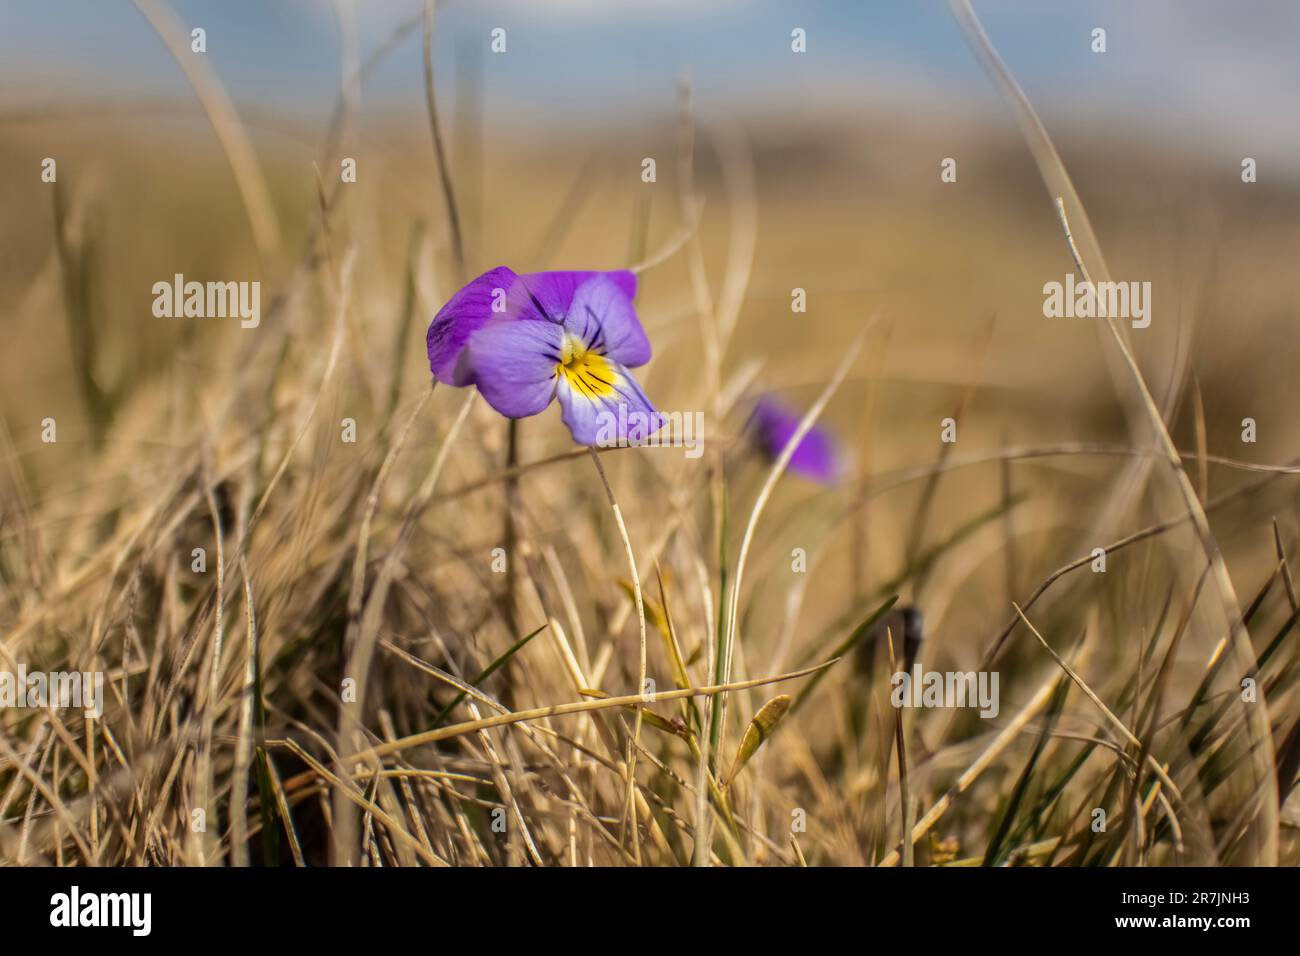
top-left (427, 266), bottom-right (527, 385)
top-left (565, 275), bottom-right (651, 368)
top-left (556, 359), bottom-right (660, 446)
top-left (464, 319), bottom-right (564, 419)
top-left (517, 270), bottom-right (637, 323)
top-left (750, 396), bottom-right (840, 485)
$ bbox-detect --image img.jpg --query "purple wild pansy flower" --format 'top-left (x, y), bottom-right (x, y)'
top-left (427, 267), bottom-right (660, 445)
top-left (749, 395), bottom-right (840, 485)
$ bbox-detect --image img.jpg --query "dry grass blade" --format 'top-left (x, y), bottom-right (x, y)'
top-left (886, 628), bottom-right (912, 867)
top-left (131, 0), bottom-right (280, 259)
top-left (347, 660), bottom-right (835, 764)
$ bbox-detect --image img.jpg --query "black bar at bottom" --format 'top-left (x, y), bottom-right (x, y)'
top-left (0, 865), bottom-right (1280, 943)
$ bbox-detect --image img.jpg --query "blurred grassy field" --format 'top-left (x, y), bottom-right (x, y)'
top-left (1, 13), bottom-right (1299, 866)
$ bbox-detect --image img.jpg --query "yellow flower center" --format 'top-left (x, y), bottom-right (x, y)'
top-left (556, 335), bottom-right (617, 399)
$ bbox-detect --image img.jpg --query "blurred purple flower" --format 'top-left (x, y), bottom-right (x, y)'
top-left (426, 267), bottom-right (659, 445)
top-left (749, 395), bottom-right (840, 485)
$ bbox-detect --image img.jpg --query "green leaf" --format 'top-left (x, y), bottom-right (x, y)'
top-left (431, 623), bottom-right (547, 727)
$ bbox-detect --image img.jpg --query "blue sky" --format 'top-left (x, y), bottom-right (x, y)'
top-left (4, 1), bottom-right (1299, 154)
